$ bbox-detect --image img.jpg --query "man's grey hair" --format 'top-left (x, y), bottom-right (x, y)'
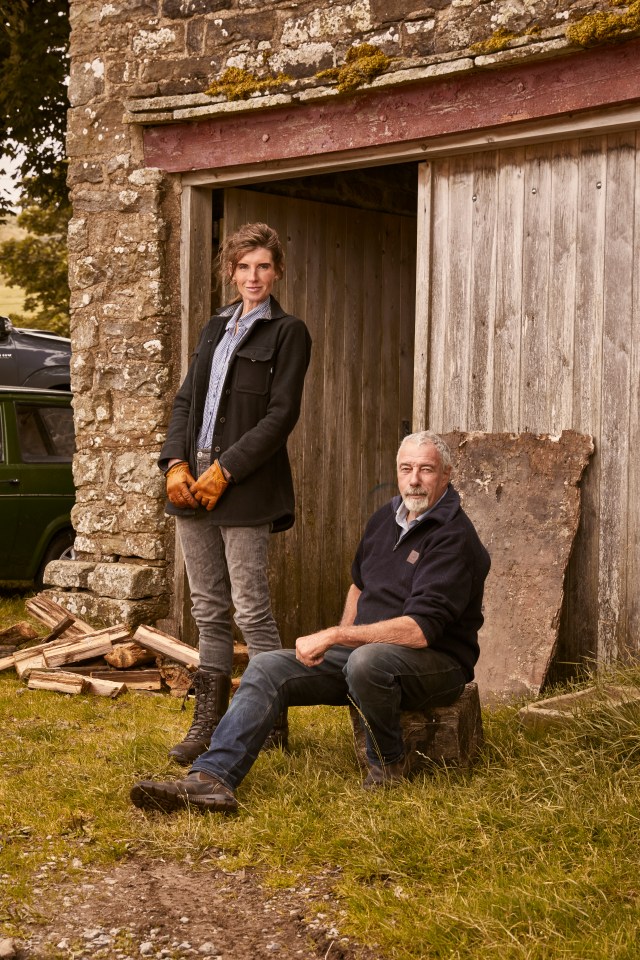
top-left (397, 431), bottom-right (452, 471)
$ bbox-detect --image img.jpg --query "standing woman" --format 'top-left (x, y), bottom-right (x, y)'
top-left (159, 222), bottom-right (312, 764)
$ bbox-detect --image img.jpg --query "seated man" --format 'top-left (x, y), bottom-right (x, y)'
top-left (131, 430), bottom-right (490, 813)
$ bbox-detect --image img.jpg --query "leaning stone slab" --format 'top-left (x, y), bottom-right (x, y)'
top-left (519, 685), bottom-right (640, 732)
top-left (43, 559), bottom-right (96, 590)
top-left (442, 431), bottom-right (594, 703)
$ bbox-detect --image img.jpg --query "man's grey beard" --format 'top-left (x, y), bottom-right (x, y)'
top-left (402, 490), bottom-right (430, 513)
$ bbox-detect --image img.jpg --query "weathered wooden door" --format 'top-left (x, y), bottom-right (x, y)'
top-left (224, 188), bottom-right (416, 644)
top-left (414, 133), bottom-right (640, 665)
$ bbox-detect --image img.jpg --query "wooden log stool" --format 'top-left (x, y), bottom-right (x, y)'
top-left (349, 681), bottom-right (483, 773)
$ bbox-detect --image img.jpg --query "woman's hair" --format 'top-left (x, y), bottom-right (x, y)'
top-left (216, 221), bottom-right (285, 283)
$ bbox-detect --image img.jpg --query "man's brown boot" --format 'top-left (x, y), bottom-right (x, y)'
top-left (168, 670), bottom-right (231, 765)
top-left (362, 756), bottom-right (410, 791)
top-left (130, 771), bottom-right (238, 814)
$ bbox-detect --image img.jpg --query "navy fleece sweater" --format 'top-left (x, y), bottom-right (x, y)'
top-left (351, 486), bottom-right (491, 681)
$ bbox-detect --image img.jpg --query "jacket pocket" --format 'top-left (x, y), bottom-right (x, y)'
top-left (233, 346), bottom-right (275, 395)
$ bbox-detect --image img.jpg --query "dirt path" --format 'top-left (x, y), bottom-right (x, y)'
top-left (13, 857), bottom-right (381, 960)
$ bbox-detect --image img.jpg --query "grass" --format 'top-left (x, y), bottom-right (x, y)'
top-left (2, 589), bottom-right (640, 958)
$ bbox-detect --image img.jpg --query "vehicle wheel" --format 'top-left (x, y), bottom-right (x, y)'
top-left (35, 530), bottom-right (75, 590)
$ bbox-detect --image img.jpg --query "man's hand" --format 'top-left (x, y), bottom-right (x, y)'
top-left (166, 461), bottom-right (199, 509)
top-left (190, 460), bottom-right (230, 511)
top-left (295, 627), bottom-right (339, 667)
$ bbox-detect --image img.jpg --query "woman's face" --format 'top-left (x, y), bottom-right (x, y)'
top-left (231, 246), bottom-right (280, 311)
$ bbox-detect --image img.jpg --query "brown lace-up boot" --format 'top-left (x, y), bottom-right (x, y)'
top-left (168, 669), bottom-right (231, 766)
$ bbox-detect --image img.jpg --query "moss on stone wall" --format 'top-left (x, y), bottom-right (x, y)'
top-left (566, 0), bottom-right (640, 46)
top-left (317, 43), bottom-right (391, 93)
top-left (205, 66), bottom-right (292, 101)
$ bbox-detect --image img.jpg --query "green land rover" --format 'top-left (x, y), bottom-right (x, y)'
top-left (0, 386), bottom-right (75, 587)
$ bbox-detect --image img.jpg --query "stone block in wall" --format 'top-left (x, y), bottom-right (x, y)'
top-left (204, 11), bottom-right (276, 50)
top-left (101, 533), bottom-right (167, 561)
top-left (88, 563), bottom-right (167, 600)
top-left (44, 590), bottom-right (170, 631)
top-left (162, 0), bottom-right (224, 17)
top-left (43, 560), bottom-right (96, 590)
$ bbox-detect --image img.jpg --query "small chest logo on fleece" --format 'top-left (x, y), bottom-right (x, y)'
top-left (406, 550), bottom-right (420, 565)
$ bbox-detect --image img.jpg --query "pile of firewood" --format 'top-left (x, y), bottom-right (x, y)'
top-left (0, 594), bottom-right (246, 699)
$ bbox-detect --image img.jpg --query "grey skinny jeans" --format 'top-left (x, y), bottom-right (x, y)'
top-left (176, 492), bottom-right (281, 674)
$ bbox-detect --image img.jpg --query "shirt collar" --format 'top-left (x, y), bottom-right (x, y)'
top-left (221, 297), bottom-right (272, 330)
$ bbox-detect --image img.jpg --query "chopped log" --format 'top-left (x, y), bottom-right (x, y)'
top-left (69, 665), bottom-right (162, 691)
top-left (349, 682), bottom-right (484, 772)
top-left (233, 643), bottom-right (249, 669)
top-left (133, 624), bottom-right (199, 668)
top-left (42, 625), bottom-right (129, 669)
top-left (13, 645), bottom-right (48, 678)
top-left (27, 670), bottom-right (89, 695)
top-left (156, 656), bottom-right (194, 698)
top-left (0, 621), bottom-right (38, 644)
top-left (40, 616), bottom-right (75, 645)
top-left (0, 653), bottom-right (17, 672)
top-left (25, 595), bottom-right (94, 640)
top-left (104, 640), bottom-right (154, 669)
top-left (83, 675), bottom-right (127, 698)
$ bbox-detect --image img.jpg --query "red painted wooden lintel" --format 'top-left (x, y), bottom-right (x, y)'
top-left (143, 39), bottom-right (640, 173)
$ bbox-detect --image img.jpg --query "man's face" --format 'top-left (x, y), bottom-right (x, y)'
top-left (396, 441), bottom-right (451, 520)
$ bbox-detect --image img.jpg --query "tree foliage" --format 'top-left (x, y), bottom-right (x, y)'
top-left (0, 0), bottom-right (71, 334)
top-left (0, 183), bottom-right (71, 335)
top-left (0, 0), bottom-right (70, 215)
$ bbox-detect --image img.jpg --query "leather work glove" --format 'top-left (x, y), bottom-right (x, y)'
top-left (166, 461), bottom-right (199, 509)
top-left (190, 460), bottom-right (230, 511)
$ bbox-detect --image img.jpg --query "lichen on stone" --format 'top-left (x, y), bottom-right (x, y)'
top-left (316, 43), bottom-right (392, 93)
top-left (205, 66), bottom-right (292, 101)
top-left (469, 27), bottom-right (520, 55)
top-left (566, 0), bottom-right (640, 47)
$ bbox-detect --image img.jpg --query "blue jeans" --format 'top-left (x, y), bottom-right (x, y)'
top-left (191, 644), bottom-right (466, 788)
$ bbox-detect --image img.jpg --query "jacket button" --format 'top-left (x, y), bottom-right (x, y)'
top-left (219, 416), bottom-right (225, 423)
top-left (214, 446), bottom-right (221, 453)
top-left (225, 389), bottom-right (231, 395)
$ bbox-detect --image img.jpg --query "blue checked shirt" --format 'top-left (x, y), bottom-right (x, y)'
top-left (196, 297), bottom-right (272, 451)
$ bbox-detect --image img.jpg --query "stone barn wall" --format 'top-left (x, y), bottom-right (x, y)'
top-left (53, 0), bottom-right (625, 628)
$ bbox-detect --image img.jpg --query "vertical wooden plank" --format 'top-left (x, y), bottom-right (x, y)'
top-left (520, 144), bottom-right (552, 433)
top-left (469, 151), bottom-right (498, 431)
top-left (566, 137), bottom-right (608, 663)
top-left (174, 186), bottom-right (213, 645)
top-left (625, 130), bottom-right (640, 654)
top-left (399, 215), bottom-right (417, 436)
top-left (378, 214), bottom-right (401, 510)
top-left (413, 162), bottom-right (432, 431)
top-left (320, 205), bottom-right (347, 626)
top-left (341, 207), bottom-right (367, 588)
top-left (442, 154), bottom-right (474, 430)
top-left (598, 133), bottom-right (635, 663)
top-left (298, 198), bottom-right (327, 638)
top-left (428, 158), bottom-right (450, 431)
top-left (547, 140), bottom-right (578, 434)
top-left (360, 211), bottom-right (384, 539)
top-left (493, 147), bottom-right (525, 432)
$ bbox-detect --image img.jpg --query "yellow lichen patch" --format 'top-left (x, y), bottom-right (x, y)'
top-left (317, 43), bottom-right (392, 93)
top-left (566, 0), bottom-right (640, 46)
top-left (205, 66), bottom-right (292, 101)
top-left (469, 27), bottom-right (520, 55)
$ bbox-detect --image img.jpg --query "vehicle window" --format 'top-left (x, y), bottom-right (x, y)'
top-left (38, 406), bottom-right (75, 458)
top-left (16, 404), bottom-right (75, 462)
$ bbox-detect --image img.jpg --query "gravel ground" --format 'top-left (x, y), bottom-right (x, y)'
top-left (5, 857), bottom-right (382, 960)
